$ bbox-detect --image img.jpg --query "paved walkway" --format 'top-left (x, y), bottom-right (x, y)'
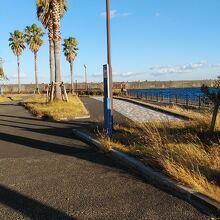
top-left (0, 100), bottom-right (207, 219)
top-left (92, 96), bottom-right (180, 122)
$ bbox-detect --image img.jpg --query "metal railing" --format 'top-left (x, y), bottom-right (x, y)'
top-left (127, 90), bottom-right (212, 109)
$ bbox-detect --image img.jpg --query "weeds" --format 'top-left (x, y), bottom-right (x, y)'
top-left (98, 111), bottom-right (220, 203)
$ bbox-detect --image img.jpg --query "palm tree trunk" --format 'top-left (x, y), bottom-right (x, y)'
top-left (70, 62), bottom-right (74, 94)
top-left (48, 19), bottom-right (55, 84)
top-left (34, 52), bottom-right (39, 93)
top-left (17, 55), bottom-right (21, 94)
top-left (210, 100), bottom-right (220, 132)
top-left (54, 40), bottom-right (62, 100)
top-left (52, 0), bottom-right (62, 100)
top-left (49, 39), bottom-right (54, 83)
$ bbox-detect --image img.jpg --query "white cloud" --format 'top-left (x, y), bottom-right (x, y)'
top-left (74, 74), bottom-right (83, 79)
top-left (114, 71), bottom-right (146, 77)
top-left (182, 60), bottom-right (208, 70)
top-left (212, 64), bottom-right (220, 68)
top-left (90, 71), bottom-right (145, 79)
top-left (150, 65), bottom-right (185, 75)
top-left (100, 10), bottom-right (131, 19)
top-left (150, 61), bottom-right (208, 76)
top-left (12, 73), bottom-right (27, 79)
top-left (90, 72), bottom-right (102, 78)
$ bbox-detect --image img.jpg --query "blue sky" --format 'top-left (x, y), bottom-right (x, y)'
top-left (0, 0), bottom-right (220, 84)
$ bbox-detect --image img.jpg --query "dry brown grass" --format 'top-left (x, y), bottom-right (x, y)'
top-left (7, 93), bottom-right (31, 101)
top-left (23, 94), bottom-right (89, 120)
top-left (0, 94), bottom-right (31, 102)
top-left (0, 95), bottom-right (10, 102)
top-left (98, 113), bottom-right (220, 203)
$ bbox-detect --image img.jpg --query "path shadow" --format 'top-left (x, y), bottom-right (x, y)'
top-left (0, 119), bottom-right (98, 139)
top-left (0, 131), bottom-right (132, 174)
top-left (0, 103), bottom-right (20, 106)
top-left (0, 118), bottom-right (56, 128)
top-left (0, 184), bottom-right (75, 220)
top-left (0, 114), bottom-right (72, 125)
top-left (0, 114), bottom-right (102, 128)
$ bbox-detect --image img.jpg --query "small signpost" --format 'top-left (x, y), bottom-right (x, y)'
top-left (103, 64), bottom-right (113, 136)
top-left (103, 0), bottom-right (113, 136)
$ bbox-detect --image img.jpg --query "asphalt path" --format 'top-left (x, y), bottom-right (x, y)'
top-left (0, 98), bottom-right (208, 219)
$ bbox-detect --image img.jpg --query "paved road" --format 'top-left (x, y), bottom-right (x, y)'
top-left (0, 100), bottom-right (207, 219)
top-left (92, 96), bottom-right (180, 122)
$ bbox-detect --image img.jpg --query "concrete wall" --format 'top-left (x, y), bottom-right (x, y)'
top-left (0, 80), bottom-right (214, 93)
top-left (125, 80), bottom-right (214, 90)
top-left (0, 83), bottom-right (103, 93)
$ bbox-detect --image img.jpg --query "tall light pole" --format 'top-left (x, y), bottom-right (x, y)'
top-left (84, 64), bottom-right (87, 90)
top-left (103, 0), bottom-right (113, 136)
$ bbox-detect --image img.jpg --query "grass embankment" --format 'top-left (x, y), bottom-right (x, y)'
top-left (98, 108), bottom-right (220, 203)
top-left (23, 94), bottom-right (89, 121)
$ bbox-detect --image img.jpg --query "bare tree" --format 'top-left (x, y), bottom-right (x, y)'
top-left (201, 76), bottom-right (220, 132)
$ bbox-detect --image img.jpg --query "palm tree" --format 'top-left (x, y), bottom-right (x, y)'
top-left (37, 0), bottom-right (54, 84)
top-left (9, 30), bottom-right (26, 93)
top-left (0, 67), bottom-right (4, 79)
top-left (0, 66), bottom-right (8, 81)
top-left (0, 66), bottom-right (7, 81)
top-left (202, 77), bottom-right (220, 132)
top-left (0, 60), bottom-right (8, 95)
top-left (63, 37), bottom-right (78, 94)
top-left (25, 24), bottom-right (44, 93)
top-left (36, 0), bottom-right (67, 100)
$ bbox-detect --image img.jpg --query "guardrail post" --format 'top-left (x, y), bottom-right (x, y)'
top-left (186, 95), bottom-right (189, 109)
top-left (175, 94), bottom-right (178, 104)
top-left (169, 95), bottom-right (172, 104)
top-left (156, 93), bottom-right (159, 102)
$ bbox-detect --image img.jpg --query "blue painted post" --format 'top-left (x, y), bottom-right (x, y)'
top-left (103, 64), bottom-right (113, 136)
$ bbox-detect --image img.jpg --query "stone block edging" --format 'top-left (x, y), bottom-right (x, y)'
top-left (113, 96), bottom-right (190, 120)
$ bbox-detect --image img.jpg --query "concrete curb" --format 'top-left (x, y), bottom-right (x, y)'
top-left (113, 96), bottom-right (190, 120)
top-left (72, 129), bottom-right (220, 217)
top-left (57, 115), bottom-right (90, 121)
top-left (74, 115), bottom-right (91, 120)
top-left (41, 114), bottom-right (90, 122)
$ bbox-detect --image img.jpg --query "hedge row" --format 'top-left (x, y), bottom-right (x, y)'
top-left (77, 90), bottom-right (125, 96)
